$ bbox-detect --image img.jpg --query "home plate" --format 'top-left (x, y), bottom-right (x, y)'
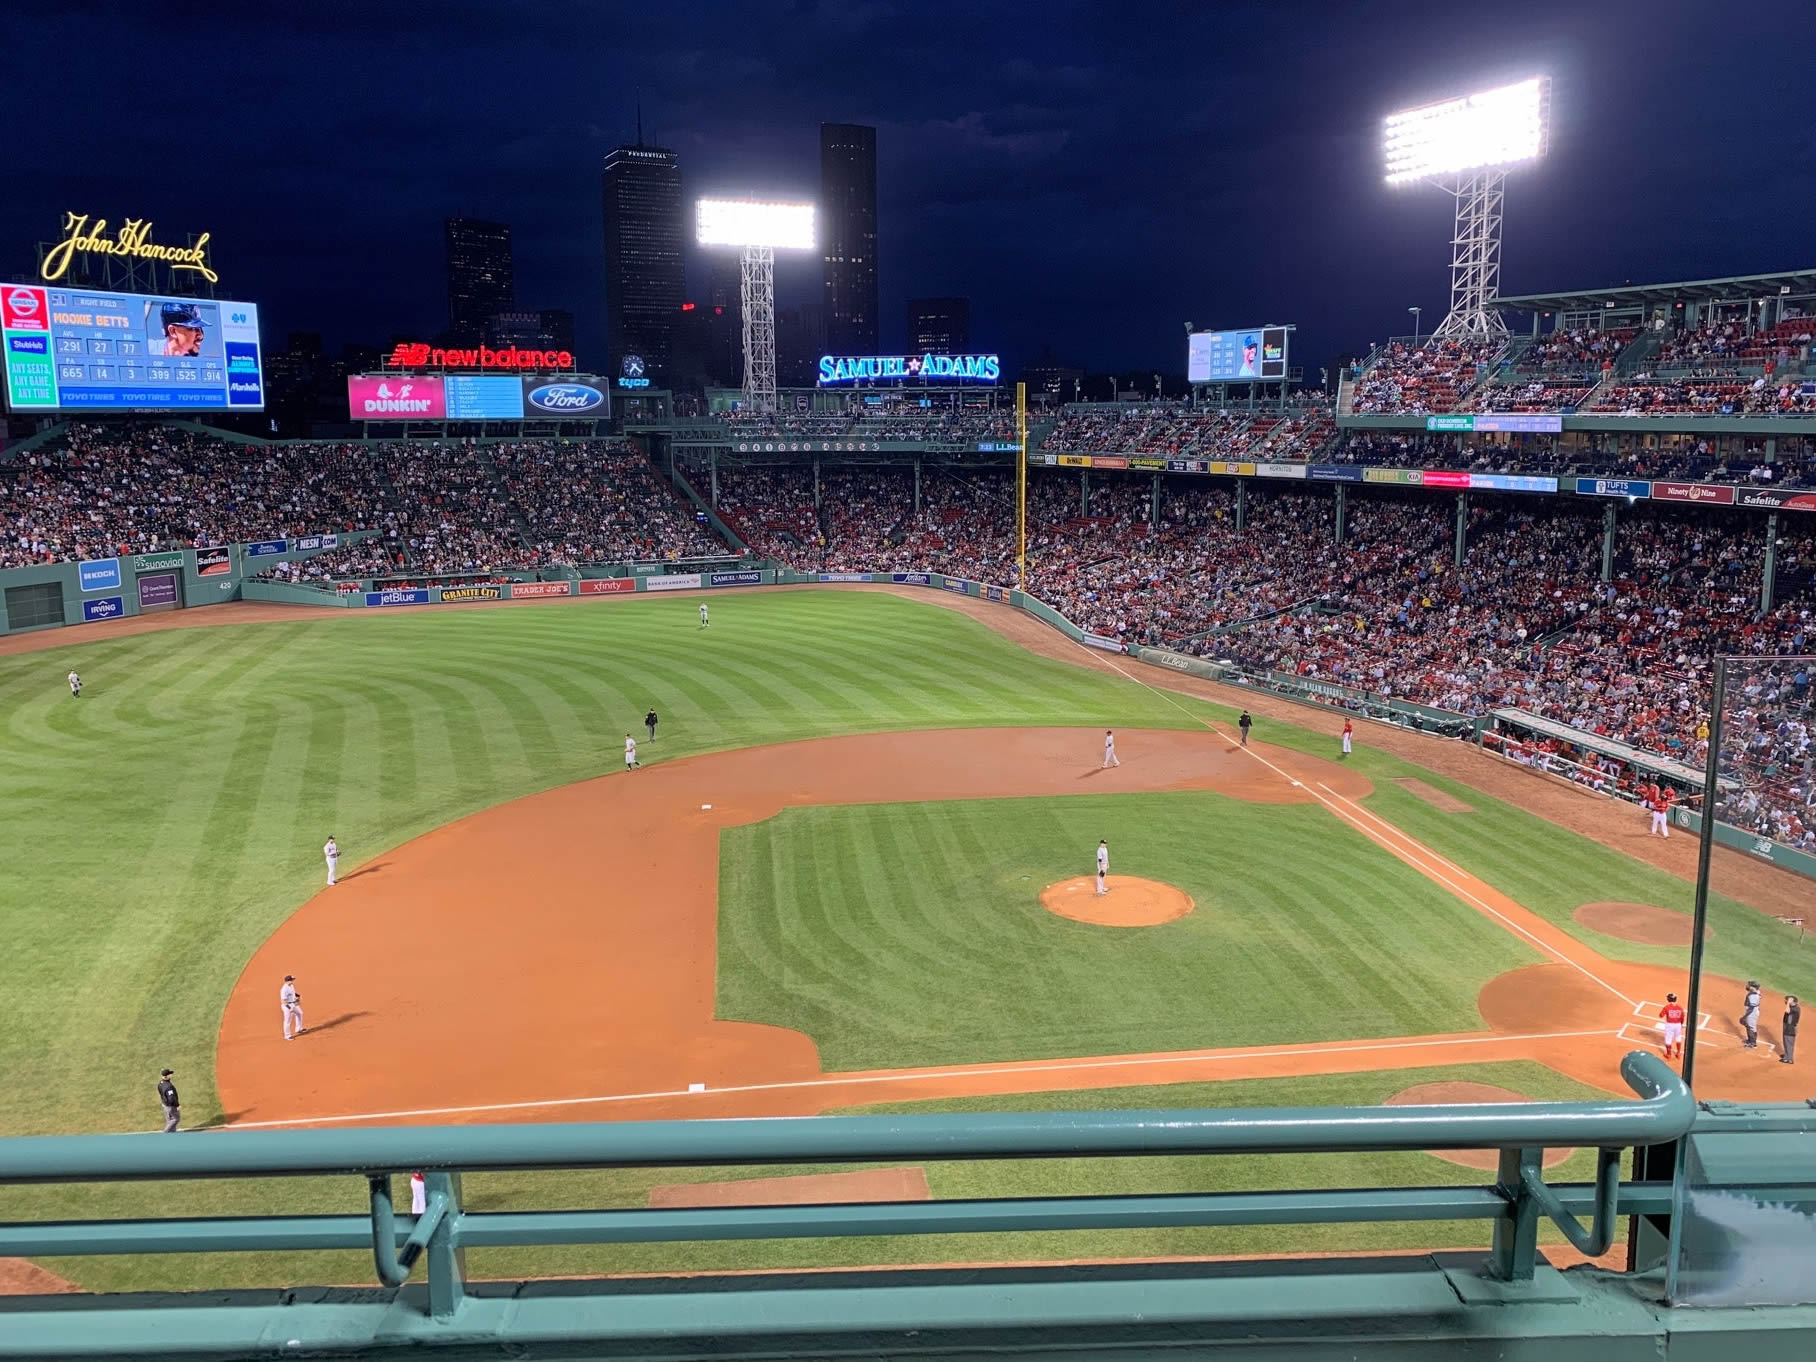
top-left (701, 804), bottom-right (712, 810)
top-left (688, 1082), bottom-right (706, 1093)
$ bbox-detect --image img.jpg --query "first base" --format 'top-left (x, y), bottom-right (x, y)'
top-left (688, 1082), bottom-right (706, 1093)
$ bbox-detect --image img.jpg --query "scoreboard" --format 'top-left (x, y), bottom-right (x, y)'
top-left (1, 284), bottom-right (264, 411)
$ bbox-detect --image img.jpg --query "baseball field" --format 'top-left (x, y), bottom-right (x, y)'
top-left (1, 584), bottom-right (1811, 1291)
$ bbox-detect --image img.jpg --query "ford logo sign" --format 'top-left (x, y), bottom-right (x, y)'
top-left (526, 383), bottom-right (605, 413)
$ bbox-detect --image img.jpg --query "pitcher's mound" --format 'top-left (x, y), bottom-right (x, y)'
top-left (1386, 1082), bottom-right (1575, 1170)
top-left (1041, 876), bottom-right (1195, 927)
top-left (1574, 901), bottom-right (1708, 946)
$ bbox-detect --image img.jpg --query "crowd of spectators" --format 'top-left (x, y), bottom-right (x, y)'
top-left (1042, 405), bottom-right (1250, 457)
top-left (491, 441), bottom-right (723, 565)
top-left (1518, 327), bottom-right (1634, 372)
top-left (1717, 659), bottom-right (1816, 849)
top-left (1350, 338), bottom-right (1503, 414)
top-left (718, 409), bottom-right (1016, 444)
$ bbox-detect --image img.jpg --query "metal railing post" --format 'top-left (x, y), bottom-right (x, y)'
top-left (425, 1172), bottom-right (466, 1320)
top-left (1488, 1147), bottom-right (1542, 1280)
top-left (368, 1174), bottom-right (448, 1289)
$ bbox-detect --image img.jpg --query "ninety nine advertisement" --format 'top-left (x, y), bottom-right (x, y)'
top-left (646, 573), bottom-right (703, 591)
top-left (437, 585), bottom-right (504, 602)
top-left (508, 581), bottom-right (573, 598)
top-left (579, 578), bottom-right (637, 595)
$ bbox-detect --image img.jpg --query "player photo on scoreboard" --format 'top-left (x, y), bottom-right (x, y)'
top-left (144, 298), bottom-right (221, 359)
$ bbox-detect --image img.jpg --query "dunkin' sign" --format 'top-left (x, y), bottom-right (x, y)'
top-left (347, 376), bottom-right (447, 420)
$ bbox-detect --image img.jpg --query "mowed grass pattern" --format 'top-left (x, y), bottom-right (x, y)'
top-left (717, 792), bottom-right (1542, 1069)
top-left (0, 591), bottom-right (1212, 1138)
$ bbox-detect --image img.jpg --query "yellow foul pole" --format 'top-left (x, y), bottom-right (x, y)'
top-left (1016, 381), bottom-right (1027, 588)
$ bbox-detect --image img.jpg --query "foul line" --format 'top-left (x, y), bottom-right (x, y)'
top-left (222, 1029), bottom-right (1619, 1130)
top-left (1061, 640), bottom-right (1635, 1008)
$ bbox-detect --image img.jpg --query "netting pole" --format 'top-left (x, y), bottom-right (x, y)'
top-left (1016, 382), bottom-right (1027, 587)
top-left (1680, 656), bottom-right (1726, 1090)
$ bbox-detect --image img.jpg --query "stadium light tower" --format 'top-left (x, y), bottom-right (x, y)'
top-left (1384, 77), bottom-right (1549, 341)
top-left (695, 198), bottom-right (816, 413)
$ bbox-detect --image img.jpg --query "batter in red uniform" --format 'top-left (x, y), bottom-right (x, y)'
top-left (1659, 992), bottom-right (1686, 1060)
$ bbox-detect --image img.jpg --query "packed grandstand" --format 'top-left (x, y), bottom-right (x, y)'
top-left (4, 282), bottom-right (1815, 855)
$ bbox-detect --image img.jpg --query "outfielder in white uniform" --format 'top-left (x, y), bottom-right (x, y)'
top-left (68, 670), bottom-right (82, 697)
top-left (1102, 730), bottom-right (1119, 768)
top-left (281, 974), bottom-right (306, 1039)
top-left (624, 734), bottom-right (639, 770)
top-left (699, 603), bottom-right (709, 628)
top-left (323, 836), bottom-right (339, 886)
top-left (1096, 839), bottom-right (1109, 895)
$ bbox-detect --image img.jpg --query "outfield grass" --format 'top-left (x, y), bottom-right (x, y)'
top-left (24, 1061), bottom-right (1607, 1291)
top-left (717, 792), bottom-right (1541, 1069)
top-left (0, 591), bottom-right (1217, 1138)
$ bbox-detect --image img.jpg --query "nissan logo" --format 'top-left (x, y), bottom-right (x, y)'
top-left (6, 287), bottom-right (40, 317)
top-left (526, 384), bottom-right (605, 413)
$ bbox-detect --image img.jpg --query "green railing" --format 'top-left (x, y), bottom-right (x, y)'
top-left (0, 1054), bottom-right (1693, 1355)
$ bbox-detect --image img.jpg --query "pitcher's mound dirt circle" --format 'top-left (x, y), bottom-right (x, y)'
top-left (1040, 876), bottom-right (1195, 927)
top-left (1386, 1083), bottom-right (1574, 1170)
top-left (1574, 901), bottom-right (1709, 947)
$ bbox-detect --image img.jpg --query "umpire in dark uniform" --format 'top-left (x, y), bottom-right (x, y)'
top-left (645, 708), bottom-right (658, 742)
top-left (158, 1069), bottom-right (180, 1132)
top-left (1782, 996), bottom-right (1800, 1065)
top-left (1238, 711), bottom-right (1253, 746)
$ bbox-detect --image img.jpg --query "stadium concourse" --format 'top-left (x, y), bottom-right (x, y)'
top-left (3, 416), bottom-right (1814, 848)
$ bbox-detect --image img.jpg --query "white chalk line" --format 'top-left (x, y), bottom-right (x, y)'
top-left (222, 1029), bottom-right (1620, 1130)
top-left (1069, 641), bottom-right (1636, 1008)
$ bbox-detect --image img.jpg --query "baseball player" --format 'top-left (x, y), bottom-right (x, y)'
top-left (1341, 718), bottom-right (1354, 757)
top-left (1102, 729), bottom-right (1120, 768)
top-left (645, 707), bottom-right (659, 741)
top-left (157, 1068), bottom-right (180, 1133)
top-left (1238, 711), bottom-right (1252, 746)
top-left (699, 602), bottom-right (710, 629)
top-left (410, 1171), bottom-right (428, 1216)
top-left (68, 670), bottom-right (82, 697)
top-left (281, 974), bottom-right (306, 1039)
top-left (624, 733), bottom-right (639, 770)
top-left (323, 836), bottom-right (339, 886)
top-left (1741, 981), bottom-right (1761, 1049)
top-left (1095, 838), bottom-right (1109, 895)
top-left (1659, 992), bottom-right (1686, 1060)
top-left (1648, 786), bottom-right (1669, 838)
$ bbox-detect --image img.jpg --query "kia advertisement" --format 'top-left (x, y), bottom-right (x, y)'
top-left (347, 376), bottom-right (446, 420)
top-left (522, 377), bottom-right (610, 417)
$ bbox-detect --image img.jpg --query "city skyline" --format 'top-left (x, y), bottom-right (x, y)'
top-left (1, 2), bottom-right (1807, 384)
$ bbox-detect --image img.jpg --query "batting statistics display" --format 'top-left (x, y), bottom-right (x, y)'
top-left (1187, 326), bottom-right (1289, 383)
top-left (1, 284), bottom-right (264, 411)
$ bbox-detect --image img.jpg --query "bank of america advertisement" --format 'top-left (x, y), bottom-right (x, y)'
top-left (1, 284), bottom-right (264, 411)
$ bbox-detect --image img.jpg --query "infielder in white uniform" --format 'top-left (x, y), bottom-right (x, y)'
top-left (281, 974), bottom-right (306, 1039)
top-left (1102, 729), bottom-right (1119, 768)
top-left (699, 602), bottom-right (710, 628)
top-left (323, 836), bottom-right (339, 886)
top-left (1096, 839), bottom-right (1109, 895)
top-left (68, 670), bottom-right (81, 697)
top-left (624, 734), bottom-right (639, 770)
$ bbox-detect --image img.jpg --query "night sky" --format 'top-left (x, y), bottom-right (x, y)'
top-left (3, 1), bottom-right (1802, 384)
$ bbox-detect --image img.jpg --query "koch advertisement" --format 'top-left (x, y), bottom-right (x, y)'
top-left (579, 578), bottom-right (637, 595)
top-left (645, 573), bottom-right (703, 591)
top-left (709, 571), bottom-right (764, 587)
top-left (522, 377), bottom-right (609, 417)
top-left (348, 376), bottom-right (446, 420)
top-left (78, 557), bottom-right (122, 592)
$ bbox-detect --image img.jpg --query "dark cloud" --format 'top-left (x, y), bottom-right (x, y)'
top-left (0, 0), bottom-right (1793, 378)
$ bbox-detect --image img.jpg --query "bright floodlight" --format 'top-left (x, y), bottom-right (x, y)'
top-left (1383, 77), bottom-right (1548, 184)
top-left (695, 198), bottom-right (816, 249)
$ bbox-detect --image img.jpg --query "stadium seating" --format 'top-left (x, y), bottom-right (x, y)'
top-left (1350, 338), bottom-right (1502, 414)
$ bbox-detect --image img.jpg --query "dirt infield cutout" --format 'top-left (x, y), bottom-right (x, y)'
top-left (1573, 901), bottom-right (1709, 947)
top-left (1391, 778), bottom-right (1475, 813)
top-left (1040, 876), bottom-right (1196, 927)
top-left (1384, 1083), bottom-right (1575, 1171)
top-left (650, 1167), bottom-right (931, 1208)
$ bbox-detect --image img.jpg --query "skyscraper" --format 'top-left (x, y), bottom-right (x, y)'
top-left (444, 218), bottom-right (514, 345)
top-left (601, 143), bottom-right (686, 381)
top-left (820, 123), bottom-right (878, 355)
top-left (907, 297), bottom-right (970, 354)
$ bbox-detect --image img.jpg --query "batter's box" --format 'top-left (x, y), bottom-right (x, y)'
top-left (1634, 999), bottom-right (1712, 1029)
top-left (1619, 1020), bottom-right (1723, 1049)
